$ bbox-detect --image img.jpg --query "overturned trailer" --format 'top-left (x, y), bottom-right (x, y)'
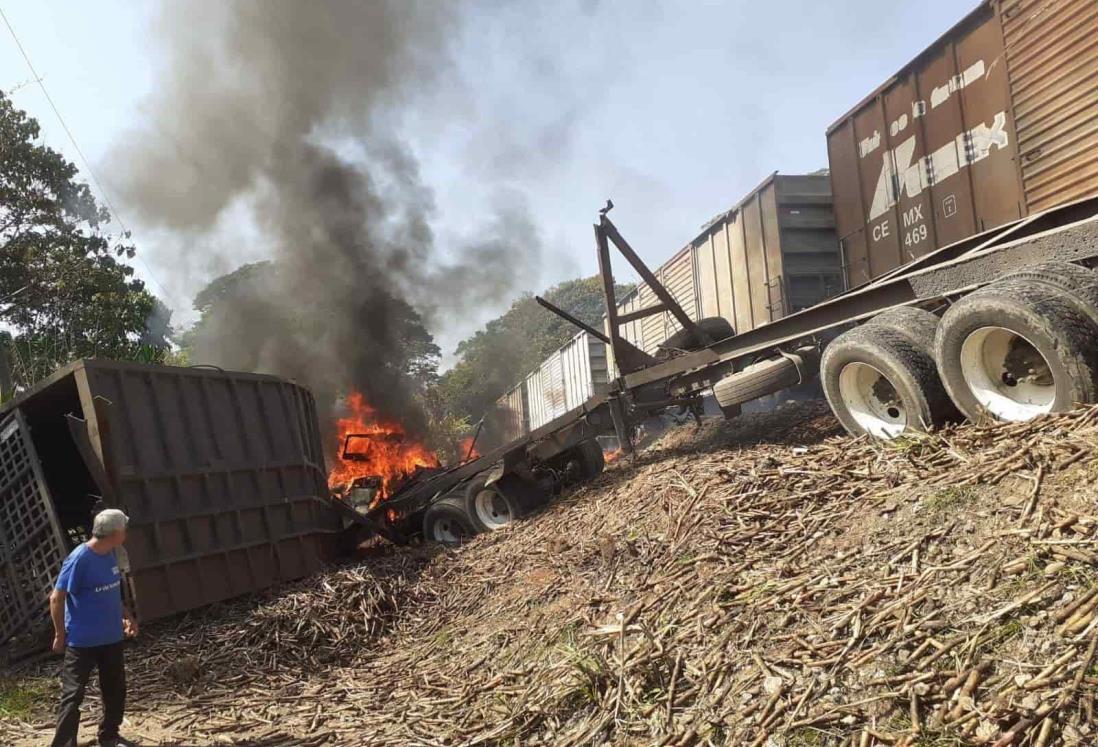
top-left (0, 360), bottom-right (339, 651)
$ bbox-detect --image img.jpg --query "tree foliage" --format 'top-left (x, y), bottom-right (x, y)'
top-left (0, 91), bottom-right (163, 396)
top-left (432, 275), bottom-right (631, 423)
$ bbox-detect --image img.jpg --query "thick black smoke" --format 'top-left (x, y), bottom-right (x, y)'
top-left (112, 0), bottom-right (542, 433)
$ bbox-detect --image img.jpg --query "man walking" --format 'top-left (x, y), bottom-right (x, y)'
top-left (49, 509), bottom-right (139, 747)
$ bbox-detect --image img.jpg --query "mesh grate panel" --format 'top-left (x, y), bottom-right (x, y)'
top-left (0, 411), bottom-right (67, 643)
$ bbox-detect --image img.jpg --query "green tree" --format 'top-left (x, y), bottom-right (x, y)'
top-left (0, 91), bottom-right (162, 395)
top-left (431, 275), bottom-right (631, 423)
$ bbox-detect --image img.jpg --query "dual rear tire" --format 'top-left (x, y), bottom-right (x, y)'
top-left (422, 474), bottom-right (547, 545)
top-left (421, 438), bottom-right (605, 544)
top-left (822, 307), bottom-right (957, 438)
top-left (465, 473), bottom-right (548, 532)
top-left (824, 262), bottom-right (1098, 438)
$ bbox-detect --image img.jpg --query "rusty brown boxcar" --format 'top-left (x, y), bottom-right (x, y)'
top-left (0, 360), bottom-right (339, 646)
top-left (827, 0), bottom-right (1098, 287)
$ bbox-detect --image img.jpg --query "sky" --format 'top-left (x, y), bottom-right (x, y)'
top-left (0, 0), bottom-right (974, 363)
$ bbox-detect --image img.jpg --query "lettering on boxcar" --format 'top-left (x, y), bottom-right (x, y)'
top-left (869, 112), bottom-right (1009, 222)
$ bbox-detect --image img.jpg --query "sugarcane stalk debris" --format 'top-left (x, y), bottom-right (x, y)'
top-left (5, 401), bottom-right (1098, 745)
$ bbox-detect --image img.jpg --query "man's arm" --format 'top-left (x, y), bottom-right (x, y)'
top-left (49, 589), bottom-right (66, 653)
top-left (122, 603), bottom-right (138, 638)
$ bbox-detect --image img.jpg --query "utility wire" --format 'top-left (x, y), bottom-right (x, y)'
top-left (0, 6), bottom-right (181, 309)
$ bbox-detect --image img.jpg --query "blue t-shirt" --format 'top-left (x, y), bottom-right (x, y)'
top-left (54, 544), bottom-right (124, 647)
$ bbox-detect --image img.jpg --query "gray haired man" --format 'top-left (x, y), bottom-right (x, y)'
top-left (49, 509), bottom-right (139, 747)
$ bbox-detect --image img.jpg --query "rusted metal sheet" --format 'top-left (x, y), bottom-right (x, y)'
top-left (606, 173), bottom-right (842, 376)
top-left (828, 0), bottom-right (1098, 287)
top-left (0, 360), bottom-right (338, 630)
top-left (1001, 0), bottom-right (1098, 211)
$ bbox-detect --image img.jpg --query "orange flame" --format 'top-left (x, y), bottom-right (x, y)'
top-left (604, 447), bottom-right (624, 464)
top-left (328, 392), bottom-right (440, 497)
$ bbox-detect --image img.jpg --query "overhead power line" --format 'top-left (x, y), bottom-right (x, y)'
top-left (0, 6), bottom-right (181, 309)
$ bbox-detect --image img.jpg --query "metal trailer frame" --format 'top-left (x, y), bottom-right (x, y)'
top-left (369, 194), bottom-right (1098, 533)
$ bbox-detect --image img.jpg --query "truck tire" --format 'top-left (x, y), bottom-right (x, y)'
top-left (661, 317), bottom-right (735, 352)
top-left (999, 261), bottom-right (1098, 327)
top-left (934, 279), bottom-right (1098, 423)
top-left (569, 439), bottom-right (605, 482)
top-left (464, 473), bottom-right (548, 532)
top-left (712, 346), bottom-right (819, 410)
top-left (862, 306), bottom-right (941, 357)
top-left (822, 323), bottom-right (955, 438)
top-left (422, 494), bottom-right (478, 545)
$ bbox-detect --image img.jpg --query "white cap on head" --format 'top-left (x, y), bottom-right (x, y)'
top-left (92, 509), bottom-right (129, 539)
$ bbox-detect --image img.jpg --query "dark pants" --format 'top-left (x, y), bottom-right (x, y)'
top-left (50, 642), bottom-right (126, 747)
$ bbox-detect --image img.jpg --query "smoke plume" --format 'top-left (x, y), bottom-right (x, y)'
top-left (111, 0), bottom-right (542, 434)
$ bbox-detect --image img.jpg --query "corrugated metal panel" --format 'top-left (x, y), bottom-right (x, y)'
top-left (560, 331), bottom-right (608, 411)
top-left (775, 176), bottom-right (845, 312)
top-left (560, 335), bottom-right (588, 412)
top-left (693, 220), bottom-right (737, 327)
top-left (526, 332), bottom-right (609, 429)
top-left (660, 246), bottom-right (698, 338)
top-left (524, 367), bottom-right (545, 431)
top-left (606, 173), bottom-right (840, 366)
top-left (827, 1), bottom-right (1098, 285)
top-left (638, 282), bottom-right (665, 355)
top-left (727, 210), bottom-right (756, 332)
top-left (526, 350), bottom-right (568, 431)
top-left (759, 183), bottom-right (786, 320)
top-left (1001, 0), bottom-right (1098, 210)
top-left (485, 383), bottom-right (527, 448)
top-left (742, 192), bottom-right (774, 327)
top-left (619, 290), bottom-right (644, 351)
top-left (0, 360), bottom-right (338, 627)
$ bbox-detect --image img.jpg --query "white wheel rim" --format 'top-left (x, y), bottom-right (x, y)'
top-left (474, 489), bottom-right (512, 530)
top-left (959, 326), bottom-right (1054, 421)
top-left (838, 362), bottom-right (908, 438)
top-left (431, 517), bottom-right (461, 543)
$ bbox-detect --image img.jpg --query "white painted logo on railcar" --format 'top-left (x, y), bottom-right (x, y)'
top-left (869, 112), bottom-right (1009, 222)
top-left (856, 59), bottom-right (1010, 251)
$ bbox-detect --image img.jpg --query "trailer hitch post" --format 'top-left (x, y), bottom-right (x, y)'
top-left (608, 392), bottom-right (634, 456)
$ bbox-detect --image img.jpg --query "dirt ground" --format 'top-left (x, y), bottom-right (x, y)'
top-left (3, 401), bottom-right (1098, 746)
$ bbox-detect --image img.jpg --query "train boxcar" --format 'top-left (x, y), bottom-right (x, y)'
top-left (610, 172), bottom-right (843, 372)
top-left (827, 0), bottom-right (1098, 286)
